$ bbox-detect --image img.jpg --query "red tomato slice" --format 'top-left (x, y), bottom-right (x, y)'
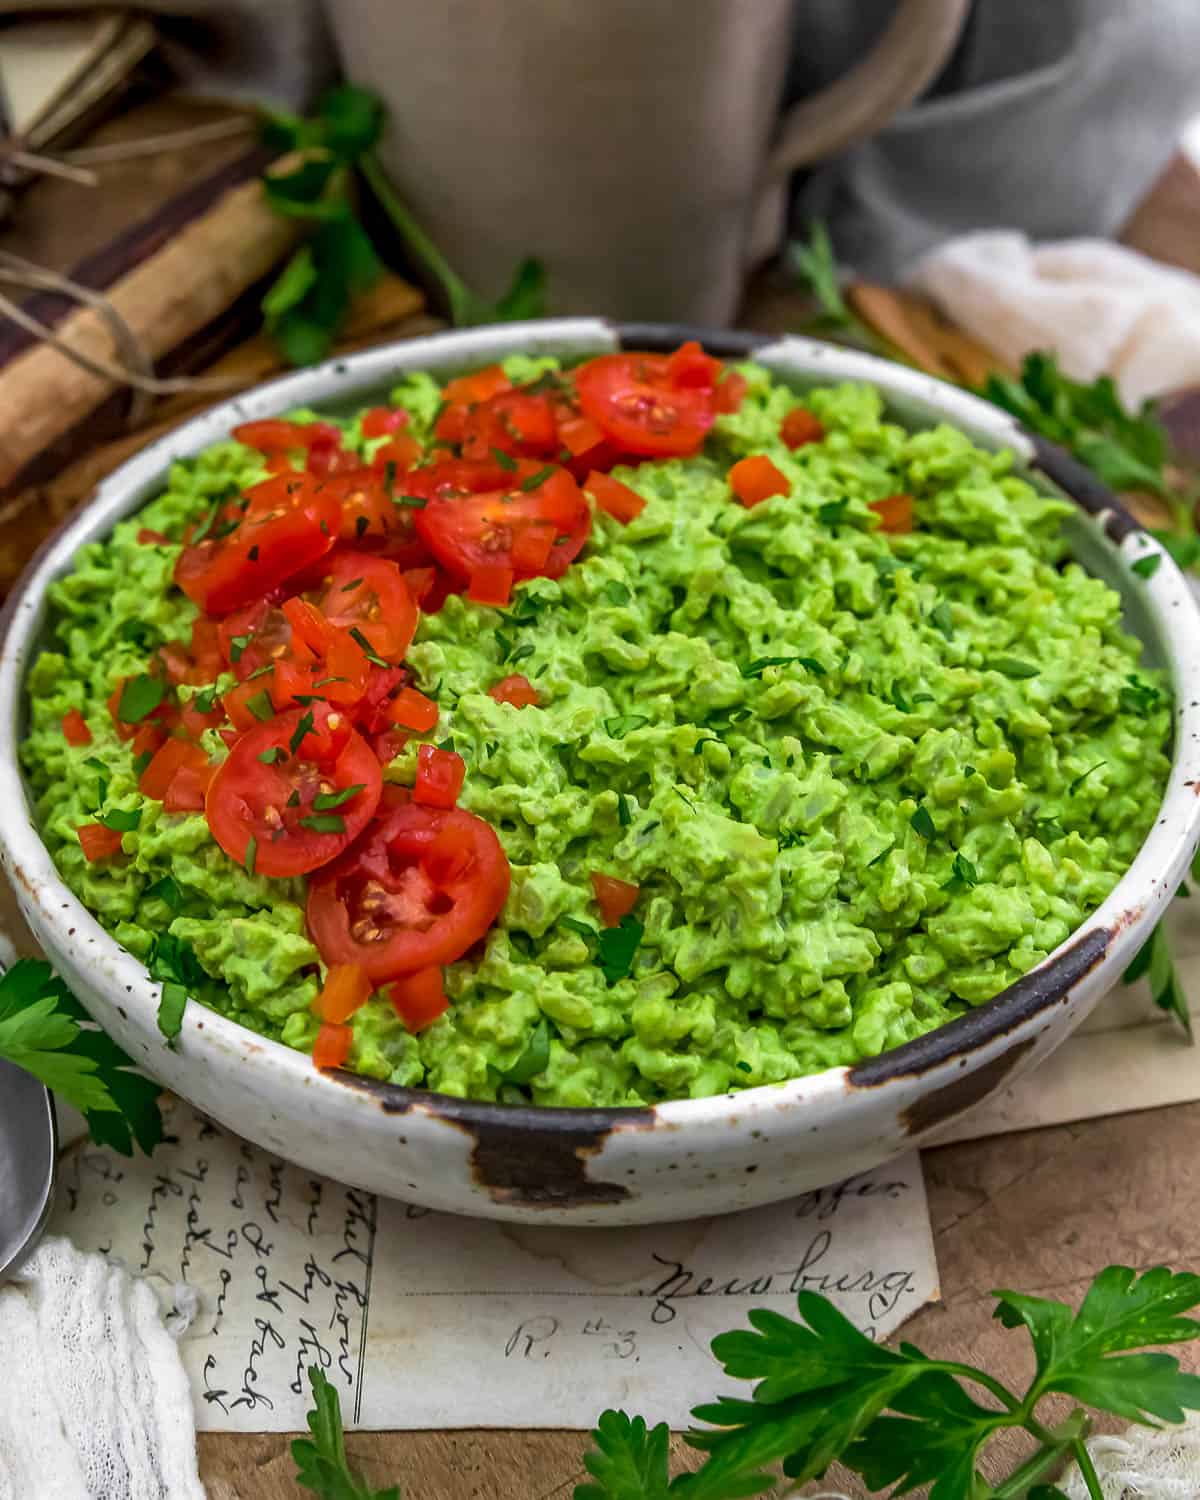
top-left (234, 419), bottom-right (340, 454)
top-left (362, 406), bottom-right (409, 438)
top-left (313, 1021), bottom-right (353, 1069)
top-left (218, 599), bottom-right (293, 680)
top-left (590, 872), bottom-right (639, 926)
top-left (585, 470), bottom-right (645, 524)
top-left (139, 738), bottom-right (210, 801)
top-left (780, 407), bottom-right (826, 449)
top-left (315, 553), bottom-right (418, 662)
top-left (666, 340), bottom-right (722, 389)
top-left (163, 761), bottom-right (216, 813)
top-left (729, 455), bottom-right (790, 508)
top-left (78, 823), bottom-right (124, 862)
top-left (62, 709), bottom-right (91, 746)
top-left (574, 351), bottom-right (716, 457)
top-left (399, 456), bottom-right (523, 504)
top-left (175, 473), bottom-right (340, 616)
top-left (461, 391), bottom-right (559, 463)
top-left (870, 493), bottom-right (915, 533)
top-left (414, 467), bottom-right (590, 583)
top-left (488, 674), bottom-right (539, 708)
top-left (306, 794), bottom-right (511, 982)
top-left (205, 706), bottom-right (382, 877)
top-left (387, 968), bottom-right (449, 1032)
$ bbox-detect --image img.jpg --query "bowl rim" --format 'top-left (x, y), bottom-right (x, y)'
top-left (2, 316), bottom-right (1198, 1130)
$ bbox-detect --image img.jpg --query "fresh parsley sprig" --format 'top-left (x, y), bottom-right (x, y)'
top-left (574, 1265), bottom-right (1200, 1500)
top-left (294, 1367), bottom-right (399, 1500)
top-left (0, 959), bottom-right (163, 1155)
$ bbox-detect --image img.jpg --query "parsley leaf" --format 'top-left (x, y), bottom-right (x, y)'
top-left (1069, 761), bottom-right (1107, 796)
top-left (741, 656), bottom-right (825, 679)
top-left (910, 806), bottom-right (935, 840)
top-left (300, 814), bottom-right (347, 834)
top-left (787, 220), bottom-right (852, 327)
top-left (929, 601), bottom-right (954, 640)
top-left (987, 656), bottom-right (1040, 679)
top-left (117, 674), bottom-right (166, 724)
top-left (258, 747), bottom-right (284, 765)
top-left (576, 1412), bottom-right (671, 1500)
top-left (0, 960), bottom-right (163, 1155)
top-left (519, 465), bottom-right (556, 492)
top-left (605, 714), bottom-right (650, 739)
top-left (816, 497), bottom-right (850, 529)
top-left (501, 1018), bottom-right (551, 1085)
top-left (1123, 920), bottom-right (1192, 1038)
top-left (290, 711), bottom-right (316, 754)
top-left (596, 915), bottom-right (643, 987)
top-left (144, 874), bottom-right (183, 912)
top-left (1131, 551), bottom-right (1163, 579)
top-left (293, 1366), bottom-right (400, 1500)
top-left (616, 793), bottom-right (632, 828)
top-left (313, 784), bottom-right (365, 811)
top-left (1120, 674), bottom-right (1163, 716)
top-left (98, 807), bottom-right (141, 833)
top-left (245, 690), bottom-right (274, 721)
top-left (604, 581), bottom-right (632, 606)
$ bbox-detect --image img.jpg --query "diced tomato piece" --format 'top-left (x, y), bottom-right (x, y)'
top-left (315, 553), bottom-right (418, 663)
top-left (780, 407), bottom-right (826, 449)
top-left (61, 709), bottom-right (91, 747)
top-left (78, 823), bottom-right (124, 862)
top-left (557, 413), bottom-right (604, 457)
top-left (131, 721), bottom-right (167, 760)
top-left (585, 471), bottom-right (646, 524)
top-left (414, 744), bottom-right (465, 809)
top-left (715, 370), bottom-right (748, 413)
top-left (372, 727), bottom-right (409, 764)
top-left (139, 738), bottom-right (210, 800)
top-left (488, 675), bottom-right (539, 709)
top-left (461, 391), bottom-right (559, 463)
top-left (388, 687), bottom-right (439, 733)
top-left (234, 418), bottom-right (341, 454)
top-left (313, 1021), bottom-right (353, 1070)
top-left (402, 567), bottom-right (437, 607)
top-left (138, 528), bottom-right (169, 545)
top-left (387, 968), bottom-right (449, 1033)
top-left (179, 697), bottom-right (225, 740)
top-left (590, 872), bottom-right (640, 926)
top-left (362, 406), bottom-right (409, 438)
top-left (442, 365), bottom-right (511, 407)
top-left (162, 762), bottom-right (215, 813)
top-left (468, 563), bottom-right (513, 607)
top-left (666, 340), bottom-right (722, 390)
top-left (415, 467), bottom-right (590, 584)
top-left (224, 677), bottom-right (277, 733)
top-left (369, 432), bottom-right (423, 473)
top-left (314, 962), bottom-right (373, 1023)
top-left (574, 350), bottom-right (717, 458)
top-left (870, 492), bottom-right (915, 534)
top-left (729, 455), bottom-right (790, 508)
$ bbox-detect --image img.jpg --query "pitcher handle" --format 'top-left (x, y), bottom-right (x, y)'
top-left (764, 0), bottom-right (971, 178)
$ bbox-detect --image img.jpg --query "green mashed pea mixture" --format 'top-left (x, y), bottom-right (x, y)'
top-left (21, 358), bottom-right (1172, 1106)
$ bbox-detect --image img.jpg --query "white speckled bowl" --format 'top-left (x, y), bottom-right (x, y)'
top-left (2, 320), bottom-right (1199, 1224)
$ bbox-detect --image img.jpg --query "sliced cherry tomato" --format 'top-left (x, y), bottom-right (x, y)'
top-left (371, 727), bottom-right (409, 764)
top-left (461, 391), bottom-right (559, 463)
top-left (399, 455), bottom-right (522, 505)
top-left (314, 962), bottom-right (373, 1023)
top-left (870, 492), bottom-right (915, 534)
top-left (467, 563), bottom-right (513, 607)
top-left (316, 553), bottom-right (418, 662)
top-left (205, 706), bottom-right (382, 877)
top-left (715, 370), bottom-right (748, 413)
top-left (780, 407), bottom-right (826, 449)
top-left (591, 872), bottom-right (640, 927)
top-left (313, 1021), bottom-right (353, 1069)
top-left (414, 744), bottom-right (465, 809)
top-left (306, 794), bottom-right (511, 981)
top-left (574, 350), bottom-right (716, 457)
top-left (488, 674), bottom-right (539, 708)
top-left (138, 528), bottom-right (169, 545)
top-left (163, 761), bottom-right (216, 813)
top-left (234, 419), bottom-right (341, 454)
top-left (218, 599), bottom-right (292, 680)
top-left (306, 435), bottom-right (361, 478)
top-left (139, 738), bottom-right (210, 801)
top-left (585, 470), bottom-right (646, 524)
top-left (415, 467), bottom-right (590, 583)
top-left (223, 677), bottom-right (277, 734)
top-left (388, 968), bottom-right (449, 1032)
top-left (179, 696), bottom-right (225, 740)
top-left (666, 340), bottom-right (722, 389)
top-left (175, 473), bottom-right (340, 616)
top-left (388, 686), bottom-right (439, 733)
top-left (353, 665), bottom-right (409, 735)
top-left (730, 455), bottom-right (790, 508)
top-left (370, 432), bottom-right (423, 474)
top-left (362, 406), bottom-right (409, 438)
top-left (78, 823), bottom-right (124, 861)
top-left (62, 709), bottom-right (91, 746)
top-left (557, 412), bottom-right (604, 457)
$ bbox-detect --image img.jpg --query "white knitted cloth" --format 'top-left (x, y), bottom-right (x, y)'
top-left (0, 1237), bottom-right (205, 1500)
top-left (1060, 1423), bottom-right (1200, 1498)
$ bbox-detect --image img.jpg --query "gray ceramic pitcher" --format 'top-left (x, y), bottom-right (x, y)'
top-left (330, 0), bottom-right (969, 322)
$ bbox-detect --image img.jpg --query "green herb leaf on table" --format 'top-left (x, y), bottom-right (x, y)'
top-left (293, 1366), bottom-right (400, 1500)
top-left (576, 1411), bottom-right (671, 1500)
top-left (1124, 919), bottom-right (1192, 1039)
top-left (0, 959), bottom-right (163, 1155)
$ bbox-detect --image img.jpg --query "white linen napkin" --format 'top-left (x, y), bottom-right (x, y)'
top-left (0, 1237), bottom-right (205, 1500)
top-left (906, 230), bottom-right (1200, 406)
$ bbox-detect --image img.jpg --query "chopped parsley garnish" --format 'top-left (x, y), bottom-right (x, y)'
top-left (355, 515), bottom-right (370, 538)
top-left (117, 674), bottom-right (166, 724)
top-left (340, 578), bottom-right (364, 592)
top-left (561, 916), bottom-right (598, 941)
top-left (1121, 674), bottom-right (1162, 716)
top-left (616, 792), bottom-right (632, 827)
top-left (604, 714), bottom-right (649, 739)
top-left (212, 519), bottom-right (240, 541)
top-left (193, 686), bottom-right (218, 713)
top-left (519, 465), bottom-right (556, 492)
top-left (596, 915), bottom-right (643, 986)
top-left (674, 787), bottom-right (697, 813)
top-left (383, 460), bottom-right (397, 496)
top-left (289, 711), bottom-right (315, 754)
top-left (299, 813), bottom-right (346, 833)
top-left (98, 807), bottom-right (141, 833)
top-left (501, 1018), bottom-right (551, 1083)
top-left (1069, 760), bottom-right (1107, 795)
top-left (84, 755), bottom-right (109, 807)
top-left (146, 932), bottom-right (205, 1046)
top-left (1131, 552), bottom-right (1162, 579)
top-left (228, 634), bottom-right (252, 662)
top-left (246, 664), bottom-right (274, 681)
top-left (988, 656), bottom-right (1040, 679)
top-left (117, 619), bottom-right (158, 649)
top-left (741, 655), bottom-right (825, 679)
top-left (189, 500), bottom-right (220, 545)
top-left (244, 836), bottom-right (257, 875)
top-left (287, 789), bottom-right (301, 808)
top-left (349, 627), bottom-right (389, 667)
top-left (490, 446), bottom-right (518, 472)
top-left (929, 600), bottom-right (954, 639)
top-left (777, 830), bottom-right (804, 850)
top-left (131, 751), bottom-right (153, 778)
top-left (817, 497), bottom-right (850, 528)
top-left (245, 691), bottom-right (274, 721)
top-left (735, 1060), bottom-right (753, 1074)
top-left (396, 493), bottom-right (428, 508)
top-left (313, 784), bottom-right (365, 811)
top-left (156, 984), bottom-right (188, 1046)
top-left (292, 693), bottom-right (328, 705)
top-left (248, 545), bottom-right (260, 561)
top-left (257, 746), bottom-right (284, 765)
top-left (604, 581), bottom-right (632, 606)
top-left (867, 842), bottom-right (893, 866)
top-left (889, 682), bottom-right (912, 713)
top-left (145, 874), bottom-right (183, 911)
top-left (910, 806), bottom-right (935, 839)
top-left (314, 676), bottom-right (349, 688)
top-left (945, 851), bottom-right (979, 888)
top-left (1033, 817), bottom-right (1065, 843)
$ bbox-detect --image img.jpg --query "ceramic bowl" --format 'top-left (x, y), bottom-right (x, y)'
top-left (2, 320), bottom-right (1198, 1225)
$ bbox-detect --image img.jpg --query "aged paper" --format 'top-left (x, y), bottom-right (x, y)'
top-left (48, 1102), bottom-right (937, 1433)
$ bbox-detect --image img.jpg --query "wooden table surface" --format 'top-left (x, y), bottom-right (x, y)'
top-left (5, 102), bottom-right (1200, 1499)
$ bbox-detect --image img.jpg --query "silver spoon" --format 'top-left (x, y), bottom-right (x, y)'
top-left (0, 1059), bottom-right (56, 1283)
